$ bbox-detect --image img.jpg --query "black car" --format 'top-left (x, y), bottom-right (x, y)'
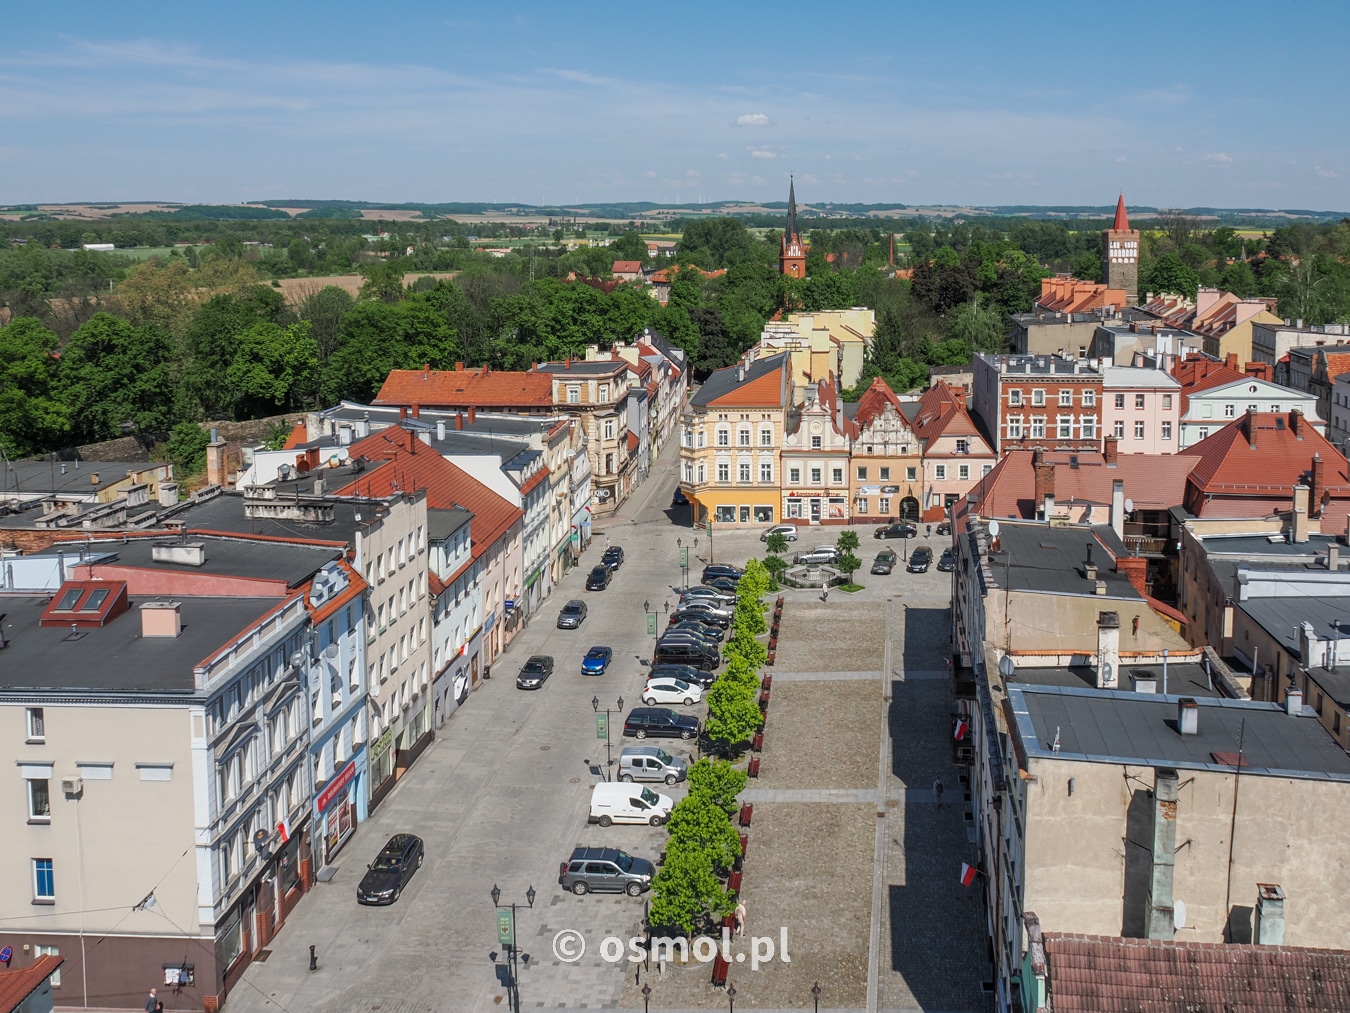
top-left (937, 549), bottom-right (956, 572)
top-left (875, 522), bottom-right (918, 539)
top-left (650, 663), bottom-right (716, 689)
top-left (557, 600), bottom-right (588, 628)
top-left (586, 564), bottom-right (612, 591)
top-left (602, 546), bottom-right (625, 570)
top-left (659, 631), bottom-right (720, 656)
top-left (668, 619), bottom-right (724, 643)
top-left (623, 707), bottom-right (700, 740)
top-left (871, 548), bottom-right (898, 575)
top-left (516, 655), bottom-right (555, 689)
top-left (670, 606), bottom-right (730, 629)
top-left (935, 521), bottom-right (952, 536)
top-left (907, 546), bottom-right (933, 573)
top-left (701, 564), bottom-right (744, 583)
top-left (671, 488), bottom-right (689, 506)
top-left (704, 576), bottom-right (739, 594)
top-left (357, 834), bottom-right (424, 905)
top-left (652, 640), bottom-right (719, 671)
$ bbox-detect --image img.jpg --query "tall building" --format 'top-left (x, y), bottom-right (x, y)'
top-left (779, 177), bottom-right (807, 279)
top-left (1101, 194), bottom-right (1140, 305)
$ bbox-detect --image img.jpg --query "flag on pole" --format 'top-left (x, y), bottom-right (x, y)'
top-left (954, 718), bottom-right (969, 741)
top-left (277, 817), bottom-right (292, 843)
top-left (960, 863), bottom-right (978, 887)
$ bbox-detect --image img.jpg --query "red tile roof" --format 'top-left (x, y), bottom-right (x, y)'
top-left (912, 381), bottom-right (987, 444)
top-left (518, 465), bottom-right (550, 498)
top-left (281, 422), bottom-right (308, 450)
top-left (626, 431), bottom-right (640, 453)
top-left (335, 427), bottom-right (523, 559)
top-left (966, 448), bottom-right (1199, 520)
top-left (373, 366), bottom-right (552, 409)
top-left (1043, 933), bottom-right (1350, 1013)
top-left (1037, 276), bottom-right (1128, 314)
top-left (1113, 193), bottom-right (1130, 232)
top-left (1171, 357), bottom-right (1250, 413)
top-left (0, 955), bottom-right (64, 1013)
top-left (852, 376), bottom-right (905, 430)
top-left (612, 260), bottom-right (642, 274)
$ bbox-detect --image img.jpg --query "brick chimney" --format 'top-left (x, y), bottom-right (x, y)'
top-left (1033, 450), bottom-right (1055, 518)
top-left (399, 406), bottom-right (407, 421)
top-left (1103, 435), bottom-right (1119, 466)
top-left (468, 406), bottom-right (477, 424)
top-left (411, 403), bottom-right (420, 419)
top-left (205, 427), bottom-right (227, 488)
top-left (1311, 453), bottom-right (1325, 515)
top-left (1246, 410), bottom-right (1258, 449)
top-left (1225, 352), bottom-right (1239, 370)
top-left (455, 411), bottom-right (464, 431)
top-left (1291, 409), bottom-right (1304, 439)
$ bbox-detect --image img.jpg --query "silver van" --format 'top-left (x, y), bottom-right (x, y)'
top-left (618, 746), bottom-right (688, 784)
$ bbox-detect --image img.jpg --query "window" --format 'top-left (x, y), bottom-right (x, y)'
top-left (33, 859), bottom-right (54, 902)
top-left (1161, 421), bottom-right (1172, 440)
top-left (1135, 394), bottom-right (1146, 409)
top-left (1081, 417), bottom-right (1096, 438)
top-left (567, 386), bottom-right (580, 404)
top-left (760, 461), bottom-right (773, 483)
top-left (879, 497), bottom-right (891, 514)
top-left (1134, 420), bottom-right (1145, 439)
top-left (1114, 420), bottom-right (1125, 439)
top-left (27, 779), bottom-right (50, 821)
top-left (789, 467), bottom-right (801, 484)
top-left (716, 428), bottom-right (729, 447)
top-left (599, 384), bottom-right (609, 402)
top-left (1007, 417), bottom-right (1023, 439)
top-left (1059, 389), bottom-right (1073, 407)
top-left (1031, 389), bottom-right (1045, 406)
top-left (1198, 426), bottom-right (1210, 440)
top-left (760, 428), bottom-right (773, 447)
top-left (603, 420), bottom-right (615, 440)
top-left (697, 463), bottom-right (705, 483)
top-left (1247, 403), bottom-right (1258, 413)
top-left (1270, 404), bottom-right (1280, 413)
top-left (1030, 417), bottom-right (1046, 439)
top-left (1008, 389), bottom-right (1023, 406)
top-left (810, 435), bottom-right (822, 450)
top-left (1082, 389), bottom-right (1096, 407)
top-left (906, 466), bottom-right (917, 481)
top-left (810, 467), bottom-right (822, 484)
top-left (1162, 394), bottom-right (1172, 409)
top-left (683, 463), bottom-right (693, 482)
top-left (1224, 402), bottom-right (1236, 417)
top-left (717, 462), bottom-right (729, 482)
top-left (982, 464), bottom-right (993, 476)
top-left (935, 464), bottom-right (947, 480)
top-left (831, 467), bottom-right (843, 484)
top-left (753, 505), bottom-right (774, 523)
top-left (1114, 394), bottom-right (1125, 409)
top-left (738, 428), bottom-right (750, 447)
top-left (857, 466), bottom-right (868, 481)
top-left (740, 505), bottom-right (750, 523)
top-left (958, 464), bottom-right (970, 480)
top-left (1057, 415), bottom-right (1072, 438)
top-left (696, 430), bottom-right (705, 448)
top-left (715, 505), bottom-right (736, 523)
top-left (26, 708), bottom-right (44, 742)
top-left (34, 945), bottom-right (58, 986)
top-left (739, 461), bottom-right (751, 482)
top-left (955, 439), bottom-right (969, 454)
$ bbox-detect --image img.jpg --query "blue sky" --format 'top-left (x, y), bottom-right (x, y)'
top-left (2, 0), bottom-right (1347, 209)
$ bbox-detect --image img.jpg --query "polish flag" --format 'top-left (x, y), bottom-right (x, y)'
top-left (276, 818), bottom-right (292, 844)
top-left (954, 718), bottom-right (969, 741)
top-left (959, 863), bottom-right (978, 887)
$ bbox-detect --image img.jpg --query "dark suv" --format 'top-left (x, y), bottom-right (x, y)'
top-left (650, 663), bottom-right (716, 689)
top-left (701, 564), bottom-right (744, 583)
top-left (559, 846), bottom-right (654, 896)
top-left (602, 546), bottom-right (625, 570)
top-left (907, 546), bottom-right (933, 573)
top-left (585, 564), bottom-right (611, 591)
top-left (623, 706), bottom-right (700, 740)
top-left (875, 522), bottom-right (917, 539)
top-left (356, 834), bottom-right (424, 905)
top-left (653, 640), bottom-right (719, 671)
top-left (557, 600), bottom-right (588, 628)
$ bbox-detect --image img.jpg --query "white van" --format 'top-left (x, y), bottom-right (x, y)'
top-left (589, 782), bottom-right (674, 827)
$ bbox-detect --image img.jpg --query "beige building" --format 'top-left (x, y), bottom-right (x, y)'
top-left (534, 360), bottom-right (634, 514)
top-left (741, 309), bottom-right (874, 392)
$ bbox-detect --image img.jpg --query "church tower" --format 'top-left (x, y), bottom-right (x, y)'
top-left (1101, 194), bottom-right (1139, 305)
top-left (780, 176), bottom-right (807, 278)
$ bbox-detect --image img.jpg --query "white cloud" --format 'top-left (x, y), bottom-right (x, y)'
top-left (1205, 152), bottom-right (1234, 169)
top-left (1316, 165), bottom-right (1340, 179)
top-left (735, 113), bottom-right (770, 127)
top-left (749, 148), bottom-right (776, 159)
top-left (717, 152), bottom-right (729, 160)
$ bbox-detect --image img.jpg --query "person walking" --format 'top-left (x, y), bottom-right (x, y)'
top-left (933, 778), bottom-right (944, 808)
top-left (821, 579), bottom-right (829, 604)
top-left (734, 899), bottom-right (747, 936)
top-left (145, 987), bottom-right (163, 1013)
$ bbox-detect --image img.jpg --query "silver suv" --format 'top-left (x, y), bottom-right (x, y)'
top-left (558, 847), bottom-right (655, 896)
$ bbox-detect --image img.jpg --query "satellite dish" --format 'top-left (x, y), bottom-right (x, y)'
top-left (998, 654), bottom-right (1015, 678)
top-left (322, 643), bottom-right (340, 660)
top-left (1124, 498), bottom-right (1134, 513)
top-left (1173, 899), bottom-right (1187, 930)
top-left (988, 520), bottom-right (1001, 537)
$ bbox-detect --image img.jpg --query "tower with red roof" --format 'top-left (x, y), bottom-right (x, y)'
top-left (779, 176), bottom-right (807, 279)
top-left (1101, 193), bottom-right (1140, 305)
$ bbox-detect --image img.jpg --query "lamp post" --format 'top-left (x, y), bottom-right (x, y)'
top-left (641, 982), bottom-right (652, 1013)
top-left (593, 695), bottom-right (624, 780)
top-left (726, 981), bottom-right (737, 1013)
top-left (678, 537), bottom-right (689, 590)
top-left (811, 981), bottom-right (822, 1013)
top-left (491, 883), bottom-right (536, 1013)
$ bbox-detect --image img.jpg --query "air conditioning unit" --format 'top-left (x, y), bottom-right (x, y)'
top-left (61, 776), bottom-right (83, 796)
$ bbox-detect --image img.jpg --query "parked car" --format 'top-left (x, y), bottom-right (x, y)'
top-left (559, 846), bottom-right (654, 896)
top-left (356, 834), bottom-right (424, 905)
top-left (759, 524), bottom-right (799, 542)
top-left (585, 564), bottom-right (612, 591)
top-left (671, 488), bottom-right (689, 506)
top-left (875, 522), bottom-right (918, 539)
top-left (935, 520), bottom-right (952, 536)
top-left (670, 605), bottom-right (730, 628)
top-left (658, 632), bottom-right (720, 656)
top-left (557, 600), bottom-right (588, 629)
top-left (871, 548), bottom-right (898, 575)
top-left (652, 639), bottom-right (719, 671)
top-left (602, 546), bottom-right (625, 570)
top-left (704, 576), bottom-right (740, 594)
top-left (618, 745), bottom-right (688, 784)
top-left (681, 586), bottom-right (736, 607)
top-left (907, 546), bottom-right (933, 573)
top-left (937, 549), bottom-right (956, 572)
top-left (516, 655), bottom-right (555, 689)
top-left (642, 677), bottom-right (704, 706)
top-left (701, 564), bottom-right (744, 583)
top-left (794, 547), bottom-right (838, 566)
top-left (669, 619), bottom-right (724, 642)
top-left (650, 663), bottom-right (716, 689)
top-left (623, 706), bottom-right (700, 740)
top-left (581, 646), bottom-right (613, 675)
top-left (590, 782), bottom-right (674, 827)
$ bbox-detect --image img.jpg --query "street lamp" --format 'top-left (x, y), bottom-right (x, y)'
top-left (491, 884), bottom-right (536, 1013)
top-left (727, 982), bottom-right (737, 1013)
top-left (592, 695), bottom-right (624, 780)
top-left (812, 981), bottom-right (822, 1013)
top-left (641, 982), bottom-right (652, 1013)
top-left (678, 537), bottom-right (689, 589)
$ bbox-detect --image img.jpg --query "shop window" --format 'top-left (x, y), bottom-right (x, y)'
top-left (715, 505), bottom-right (736, 523)
top-left (753, 505), bottom-right (774, 523)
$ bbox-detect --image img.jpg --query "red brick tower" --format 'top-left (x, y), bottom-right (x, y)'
top-left (1101, 194), bottom-right (1139, 305)
top-left (780, 176), bottom-right (807, 279)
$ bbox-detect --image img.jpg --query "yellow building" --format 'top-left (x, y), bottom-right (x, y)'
top-left (844, 377), bottom-right (925, 524)
top-left (679, 354), bottom-right (793, 528)
top-left (742, 309), bottom-right (875, 393)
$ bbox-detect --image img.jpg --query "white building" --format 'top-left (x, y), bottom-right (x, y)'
top-left (1179, 376), bottom-right (1322, 449)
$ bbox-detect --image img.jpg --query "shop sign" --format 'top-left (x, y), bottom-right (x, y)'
top-left (317, 760), bottom-right (357, 813)
top-left (371, 727), bottom-right (394, 758)
top-left (881, 485), bottom-right (900, 494)
top-left (859, 485), bottom-right (880, 495)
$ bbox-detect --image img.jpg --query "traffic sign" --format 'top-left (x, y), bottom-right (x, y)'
top-left (596, 713), bottom-right (608, 739)
top-left (497, 909), bottom-right (514, 947)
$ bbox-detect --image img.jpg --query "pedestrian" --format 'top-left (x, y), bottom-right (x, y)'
top-left (821, 581), bottom-right (829, 604)
top-left (734, 899), bottom-right (747, 936)
top-left (145, 987), bottom-right (163, 1013)
top-left (926, 523), bottom-right (932, 538)
top-left (933, 778), bottom-right (944, 807)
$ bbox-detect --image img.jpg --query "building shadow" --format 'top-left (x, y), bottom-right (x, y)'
top-left (1121, 788), bottom-right (1153, 936)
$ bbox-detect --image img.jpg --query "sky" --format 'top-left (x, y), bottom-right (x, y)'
top-left (2, 0), bottom-right (1348, 210)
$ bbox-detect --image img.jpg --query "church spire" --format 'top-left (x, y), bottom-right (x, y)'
top-left (785, 175), bottom-right (798, 241)
top-left (1113, 193), bottom-right (1130, 232)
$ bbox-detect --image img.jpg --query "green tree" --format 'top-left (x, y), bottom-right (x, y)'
top-left (610, 231), bottom-right (648, 265)
top-left (837, 550), bottom-right (862, 583)
top-left (226, 321), bottom-right (319, 415)
top-left (1141, 253), bottom-right (1200, 301)
top-left (297, 284), bottom-right (356, 362)
top-left (704, 680), bottom-right (763, 750)
top-left (58, 313), bottom-right (180, 443)
top-left (1069, 251), bottom-right (1102, 283)
top-left (0, 317), bottom-right (70, 456)
top-left (1219, 260), bottom-right (1258, 299)
top-left (359, 259), bottom-right (406, 303)
top-left (944, 297), bottom-right (1007, 353)
top-left (648, 842), bottom-right (734, 934)
top-left (836, 529), bottom-right (860, 554)
top-left (161, 421), bottom-right (210, 475)
top-left (685, 758), bottom-right (748, 816)
top-left (765, 532), bottom-right (789, 556)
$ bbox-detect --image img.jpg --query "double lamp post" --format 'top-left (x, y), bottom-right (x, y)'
top-left (491, 883), bottom-right (535, 1013)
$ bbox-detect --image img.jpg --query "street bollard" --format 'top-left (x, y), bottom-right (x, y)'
top-left (309, 945), bottom-right (317, 971)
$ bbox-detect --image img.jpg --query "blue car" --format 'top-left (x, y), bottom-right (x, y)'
top-left (582, 646), bottom-right (613, 675)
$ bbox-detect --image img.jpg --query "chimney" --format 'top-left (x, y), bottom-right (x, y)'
top-left (1177, 697), bottom-right (1198, 735)
top-left (312, 475), bottom-right (325, 495)
top-left (469, 406), bottom-right (477, 424)
top-left (1291, 410), bottom-right (1304, 439)
top-left (436, 420), bottom-right (446, 441)
top-left (1226, 352), bottom-right (1238, 370)
top-left (1145, 767), bottom-right (1180, 940)
top-left (1111, 479), bottom-right (1125, 540)
top-left (411, 403), bottom-right (420, 419)
top-left (1291, 484), bottom-right (1310, 543)
top-left (565, 356), bottom-right (572, 370)
top-left (1311, 453), bottom-right (1325, 514)
top-left (205, 428), bottom-right (227, 488)
top-left (157, 482), bottom-right (178, 507)
top-left (399, 406), bottom-right (407, 421)
top-left (455, 412), bottom-right (463, 431)
top-left (1297, 621), bottom-right (1317, 669)
top-left (1330, 543), bottom-right (1340, 571)
top-left (1096, 611), bottom-right (1120, 688)
top-left (455, 361), bottom-right (464, 370)
top-left (140, 601), bottom-right (182, 638)
top-left (1246, 410), bottom-right (1258, 449)
top-left (1033, 451), bottom-right (1055, 519)
top-left (737, 364), bottom-right (746, 383)
top-left (1255, 884), bottom-right (1287, 946)
top-left (1286, 685), bottom-right (1304, 717)
top-left (1104, 435), bottom-right (1119, 466)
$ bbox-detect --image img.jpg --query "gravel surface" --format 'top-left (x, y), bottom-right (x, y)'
top-left (773, 600), bottom-right (886, 673)
top-left (758, 680), bottom-right (879, 790)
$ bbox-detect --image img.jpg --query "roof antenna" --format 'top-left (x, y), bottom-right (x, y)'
top-left (1051, 727), bottom-right (1061, 753)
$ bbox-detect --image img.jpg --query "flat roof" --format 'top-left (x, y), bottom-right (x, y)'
top-left (0, 461), bottom-right (158, 496)
top-left (87, 536), bottom-right (340, 588)
top-left (1238, 595), bottom-right (1350, 706)
top-left (170, 491), bottom-right (365, 545)
top-left (533, 361), bottom-right (626, 375)
top-left (428, 507), bottom-right (472, 541)
top-left (1010, 662), bottom-right (1218, 699)
top-left (0, 593), bottom-right (282, 695)
top-left (1101, 366), bottom-right (1182, 389)
top-left (322, 402), bottom-right (562, 437)
top-left (990, 521), bottom-right (1140, 599)
top-left (1009, 684), bottom-right (1350, 780)
top-left (1199, 532), bottom-right (1340, 558)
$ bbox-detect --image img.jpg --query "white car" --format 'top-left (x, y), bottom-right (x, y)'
top-left (760, 524), bottom-right (799, 542)
top-left (641, 678), bottom-right (704, 706)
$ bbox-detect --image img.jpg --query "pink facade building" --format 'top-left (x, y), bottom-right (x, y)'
top-left (1101, 365), bottom-right (1183, 455)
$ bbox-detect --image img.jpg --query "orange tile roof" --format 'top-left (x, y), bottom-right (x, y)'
top-left (912, 381), bottom-right (986, 444)
top-left (336, 427), bottom-right (523, 558)
top-left (1113, 193), bottom-right (1130, 232)
top-left (373, 367), bottom-right (552, 409)
top-left (966, 449), bottom-right (1199, 520)
top-left (1172, 357), bottom-right (1250, 413)
top-left (852, 376), bottom-right (905, 430)
top-left (1037, 275), bottom-right (1128, 314)
top-left (281, 422), bottom-right (308, 450)
top-left (0, 956), bottom-right (64, 1012)
top-left (612, 260), bottom-right (642, 273)
top-left (308, 558), bottom-right (367, 625)
top-left (696, 354), bottom-right (791, 409)
top-left (518, 465), bottom-right (550, 497)
top-left (626, 431), bottom-right (640, 453)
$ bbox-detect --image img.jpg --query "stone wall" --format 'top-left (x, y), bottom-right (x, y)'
top-left (50, 413), bottom-right (297, 464)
